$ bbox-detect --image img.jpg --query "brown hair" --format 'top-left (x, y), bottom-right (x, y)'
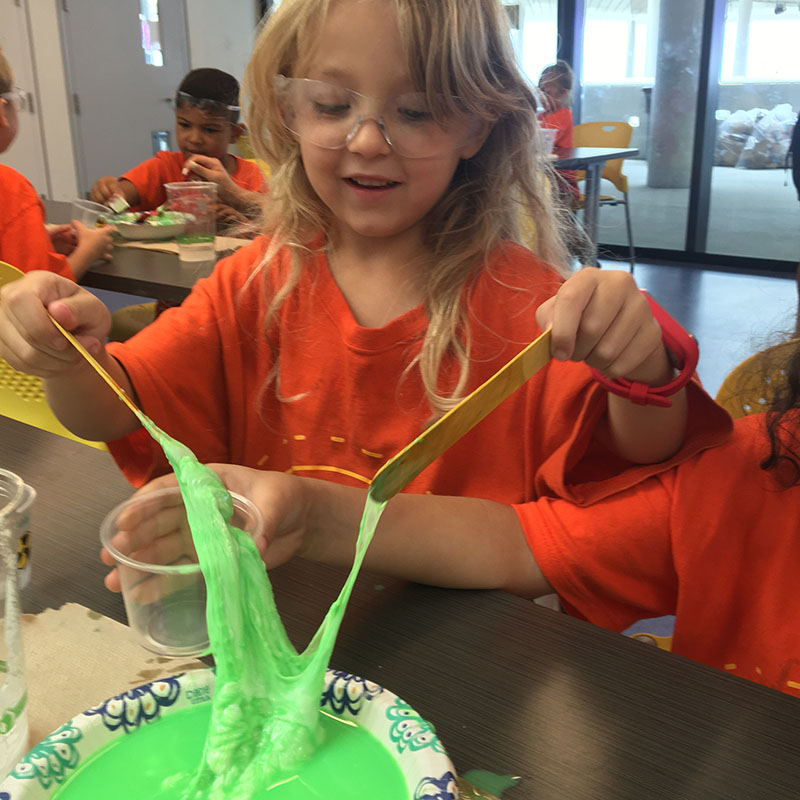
top-left (243, 0), bottom-right (571, 414)
top-left (0, 48), bottom-right (13, 95)
top-left (538, 60), bottom-right (574, 107)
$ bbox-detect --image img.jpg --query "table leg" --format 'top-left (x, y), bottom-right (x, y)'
top-left (582, 161), bottom-right (603, 266)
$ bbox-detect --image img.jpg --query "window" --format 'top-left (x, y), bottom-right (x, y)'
top-left (139, 0), bottom-right (163, 67)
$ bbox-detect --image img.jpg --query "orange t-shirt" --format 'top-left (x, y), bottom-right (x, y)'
top-left (539, 107), bottom-right (579, 203)
top-left (517, 413), bottom-right (800, 697)
top-left (120, 151), bottom-right (267, 210)
top-left (0, 165), bottom-right (74, 280)
top-left (106, 236), bottom-right (730, 502)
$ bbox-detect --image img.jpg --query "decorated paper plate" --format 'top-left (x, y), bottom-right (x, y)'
top-left (0, 668), bottom-right (457, 800)
top-left (110, 209), bottom-right (193, 240)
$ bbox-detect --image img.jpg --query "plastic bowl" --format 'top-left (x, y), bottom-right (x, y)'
top-left (110, 211), bottom-right (193, 241)
top-left (0, 668), bottom-right (457, 800)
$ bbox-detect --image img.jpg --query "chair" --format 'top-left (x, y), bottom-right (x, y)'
top-left (0, 262), bottom-right (108, 451)
top-left (572, 121), bottom-right (635, 271)
top-left (715, 338), bottom-right (799, 419)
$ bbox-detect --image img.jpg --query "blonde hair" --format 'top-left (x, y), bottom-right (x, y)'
top-left (243, 0), bottom-right (571, 414)
top-left (0, 49), bottom-right (12, 94)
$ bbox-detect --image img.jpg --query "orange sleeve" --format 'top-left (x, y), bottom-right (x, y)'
top-left (121, 152), bottom-right (184, 210)
top-left (514, 473), bottom-right (678, 631)
top-left (0, 167), bottom-right (74, 280)
top-left (231, 157), bottom-right (268, 193)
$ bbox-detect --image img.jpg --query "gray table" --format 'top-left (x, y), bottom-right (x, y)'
top-left (552, 146), bottom-right (639, 264)
top-left (44, 200), bottom-right (214, 303)
top-left (3, 415), bottom-right (800, 798)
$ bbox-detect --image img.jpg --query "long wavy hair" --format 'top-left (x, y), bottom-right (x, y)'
top-left (243, 0), bottom-right (573, 413)
top-left (762, 341), bottom-right (800, 485)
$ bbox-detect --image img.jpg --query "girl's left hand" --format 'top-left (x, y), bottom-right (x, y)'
top-left (535, 267), bottom-right (671, 386)
top-left (46, 224), bottom-right (78, 256)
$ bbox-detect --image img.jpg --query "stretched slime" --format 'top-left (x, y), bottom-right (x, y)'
top-left (136, 415), bottom-right (388, 798)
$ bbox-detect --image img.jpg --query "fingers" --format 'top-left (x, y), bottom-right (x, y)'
top-left (538, 268), bottom-right (666, 381)
top-left (90, 177), bottom-right (120, 204)
top-left (0, 272), bottom-right (110, 376)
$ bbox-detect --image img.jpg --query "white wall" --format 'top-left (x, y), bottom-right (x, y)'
top-left (185, 0), bottom-right (260, 84)
top-left (27, 0), bottom-right (78, 200)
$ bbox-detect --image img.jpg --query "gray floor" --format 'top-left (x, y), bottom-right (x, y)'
top-left (595, 160), bottom-right (799, 263)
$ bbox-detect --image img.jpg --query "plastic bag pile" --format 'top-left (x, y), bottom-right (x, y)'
top-left (714, 103), bottom-right (797, 169)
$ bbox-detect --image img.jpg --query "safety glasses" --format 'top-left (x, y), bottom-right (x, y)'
top-left (274, 75), bottom-right (475, 159)
top-left (0, 88), bottom-right (26, 114)
top-left (174, 91), bottom-right (239, 122)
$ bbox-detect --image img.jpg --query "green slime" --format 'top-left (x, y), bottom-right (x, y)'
top-left (136, 416), bottom-right (388, 799)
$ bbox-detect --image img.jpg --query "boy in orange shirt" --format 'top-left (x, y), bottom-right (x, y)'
top-left (0, 49), bottom-right (111, 281)
top-left (90, 68), bottom-right (267, 227)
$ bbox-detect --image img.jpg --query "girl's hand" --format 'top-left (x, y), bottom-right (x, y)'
top-left (182, 154), bottom-right (237, 201)
top-left (47, 224), bottom-right (78, 255)
top-left (100, 466), bottom-right (310, 593)
top-left (0, 270), bottom-right (111, 377)
top-left (536, 267), bottom-right (671, 386)
top-left (72, 220), bottom-right (114, 262)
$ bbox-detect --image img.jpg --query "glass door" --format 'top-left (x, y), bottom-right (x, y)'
top-left (706, 0), bottom-right (800, 262)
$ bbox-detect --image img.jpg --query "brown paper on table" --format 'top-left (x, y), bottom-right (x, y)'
top-left (8, 603), bottom-right (205, 744)
top-left (114, 236), bottom-right (251, 255)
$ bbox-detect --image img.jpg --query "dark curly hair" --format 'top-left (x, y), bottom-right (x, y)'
top-left (761, 342), bottom-right (800, 485)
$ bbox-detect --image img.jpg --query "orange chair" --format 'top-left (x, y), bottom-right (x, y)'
top-left (572, 121), bottom-right (635, 271)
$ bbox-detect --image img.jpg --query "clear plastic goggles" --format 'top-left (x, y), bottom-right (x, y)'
top-left (0, 88), bottom-right (26, 113)
top-left (174, 91), bottom-right (240, 122)
top-left (274, 75), bottom-right (472, 159)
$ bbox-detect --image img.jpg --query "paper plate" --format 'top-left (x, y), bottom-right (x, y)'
top-left (0, 668), bottom-right (457, 799)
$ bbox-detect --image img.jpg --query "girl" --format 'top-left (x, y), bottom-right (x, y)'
top-left (125, 342), bottom-right (800, 698)
top-left (0, 49), bottom-right (112, 281)
top-left (537, 60), bottom-right (580, 206)
top-left (0, 0), bottom-right (727, 504)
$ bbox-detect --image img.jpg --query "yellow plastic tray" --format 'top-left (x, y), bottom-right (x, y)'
top-left (0, 358), bottom-right (108, 452)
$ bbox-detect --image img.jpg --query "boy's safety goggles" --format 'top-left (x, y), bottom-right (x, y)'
top-left (274, 75), bottom-right (475, 159)
top-left (174, 91), bottom-right (240, 122)
top-left (0, 88), bottom-right (26, 113)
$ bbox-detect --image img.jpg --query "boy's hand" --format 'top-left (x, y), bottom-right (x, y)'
top-left (0, 270), bottom-right (111, 378)
top-left (46, 224), bottom-right (78, 255)
top-left (100, 465), bottom-right (309, 593)
top-left (182, 154), bottom-right (236, 200)
top-left (536, 267), bottom-right (671, 387)
top-left (90, 176), bottom-right (123, 204)
top-left (72, 220), bottom-right (114, 262)
top-left (215, 202), bottom-right (248, 227)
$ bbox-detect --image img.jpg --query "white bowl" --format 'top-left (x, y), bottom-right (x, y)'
top-left (0, 668), bottom-right (457, 799)
top-left (112, 220), bottom-right (187, 241)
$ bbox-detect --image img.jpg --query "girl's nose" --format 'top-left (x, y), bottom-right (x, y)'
top-left (345, 116), bottom-right (393, 157)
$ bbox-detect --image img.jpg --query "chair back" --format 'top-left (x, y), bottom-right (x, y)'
top-left (715, 338), bottom-right (799, 419)
top-left (572, 121), bottom-right (633, 193)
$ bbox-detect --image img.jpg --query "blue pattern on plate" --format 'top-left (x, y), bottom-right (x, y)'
top-left (83, 675), bottom-right (182, 733)
top-left (320, 670), bottom-right (383, 715)
top-left (414, 771), bottom-right (458, 800)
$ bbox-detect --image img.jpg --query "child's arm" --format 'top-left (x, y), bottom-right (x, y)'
top-left (182, 154), bottom-right (263, 213)
top-left (65, 221), bottom-right (114, 281)
top-left (536, 268), bottom-right (688, 464)
top-left (0, 271), bottom-right (140, 440)
top-left (101, 466), bottom-right (552, 598)
top-left (90, 176), bottom-right (140, 207)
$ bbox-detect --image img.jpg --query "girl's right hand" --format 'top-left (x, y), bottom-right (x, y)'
top-left (72, 220), bottom-right (114, 262)
top-left (0, 270), bottom-right (111, 378)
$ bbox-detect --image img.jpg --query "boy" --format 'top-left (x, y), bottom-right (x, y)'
top-left (0, 48), bottom-right (111, 281)
top-left (90, 68), bottom-right (267, 226)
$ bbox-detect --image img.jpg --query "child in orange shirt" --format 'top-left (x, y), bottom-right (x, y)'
top-left (537, 60), bottom-right (579, 206)
top-left (0, 1), bottom-right (728, 510)
top-left (0, 49), bottom-right (111, 281)
top-left (90, 68), bottom-right (267, 227)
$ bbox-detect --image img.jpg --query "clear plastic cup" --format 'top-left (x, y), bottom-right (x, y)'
top-left (164, 181), bottom-right (217, 263)
top-left (100, 486), bottom-right (263, 657)
top-left (71, 199), bottom-right (110, 227)
top-left (0, 471), bottom-right (35, 596)
top-left (0, 470), bottom-right (30, 776)
top-left (541, 128), bottom-right (557, 155)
